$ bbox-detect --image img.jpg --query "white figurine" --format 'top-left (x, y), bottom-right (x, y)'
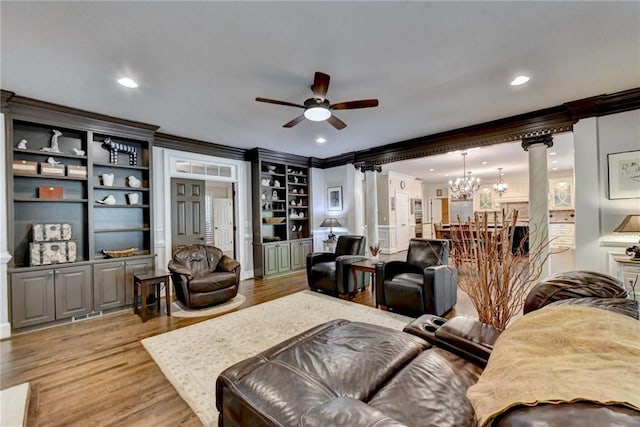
top-left (47, 157), bottom-right (60, 165)
top-left (72, 147), bottom-right (85, 156)
top-left (96, 195), bottom-right (117, 205)
top-left (40, 129), bottom-right (62, 153)
top-left (17, 139), bottom-right (28, 149)
top-left (127, 176), bottom-right (141, 188)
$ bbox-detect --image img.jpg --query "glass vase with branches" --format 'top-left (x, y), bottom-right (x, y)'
top-left (454, 210), bottom-right (552, 330)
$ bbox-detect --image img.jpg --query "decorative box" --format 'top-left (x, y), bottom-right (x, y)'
top-left (40, 163), bottom-right (65, 176)
top-left (33, 223), bottom-right (72, 242)
top-left (38, 186), bottom-right (64, 199)
top-left (66, 165), bottom-right (87, 177)
top-left (30, 240), bottom-right (77, 266)
top-left (12, 160), bottom-right (38, 175)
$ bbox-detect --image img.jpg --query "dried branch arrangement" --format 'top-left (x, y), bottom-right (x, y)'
top-left (453, 210), bottom-right (552, 330)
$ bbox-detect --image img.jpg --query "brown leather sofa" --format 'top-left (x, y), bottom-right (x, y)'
top-left (216, 271), bottom-right (639, 426)
top-left (168, 244), bottom-right (240, 308)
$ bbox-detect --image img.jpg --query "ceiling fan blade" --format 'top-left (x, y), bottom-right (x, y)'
top-left (256, 97), bottom-right (305, 109)
top-left (312, 72), bottom-right (330, 100)
top-left (327, 114), bottom-right (347, 130)
top-left (330, 99), bottom-right (379, 110)
top-left (283, 114), bottom-right (306, 128)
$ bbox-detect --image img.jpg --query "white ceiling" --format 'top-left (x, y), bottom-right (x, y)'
top-left (1, 2), bottom-right (638, 177)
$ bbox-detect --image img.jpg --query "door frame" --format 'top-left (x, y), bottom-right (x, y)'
top-left (155, 148), bottom-right (252, 279)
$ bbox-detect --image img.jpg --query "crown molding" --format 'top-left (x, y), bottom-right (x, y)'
top-left (155, 132), bottom-right (246, 160)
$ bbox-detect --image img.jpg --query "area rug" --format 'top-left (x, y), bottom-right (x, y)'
top-left (166, 294), bottom-right (246, 318)
top-left (142, 290), bottom-right (412, 427)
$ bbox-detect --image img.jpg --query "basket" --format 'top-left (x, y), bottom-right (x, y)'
top-left (263, 217), bottom-right (285, 224)
top-left (103, 247), bottom-right (137, 258)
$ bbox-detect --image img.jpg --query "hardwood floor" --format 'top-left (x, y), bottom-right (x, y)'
top-left (0, 270), bottom-right (475, 427)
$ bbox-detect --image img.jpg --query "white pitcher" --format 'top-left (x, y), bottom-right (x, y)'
top-left (102, 173), bottom-right (114, 186)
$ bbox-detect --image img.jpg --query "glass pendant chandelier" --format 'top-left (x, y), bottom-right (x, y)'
top-left (448, 152), bottom-right (480, 200)
top-left (493, 167), bottom-right (508, 197)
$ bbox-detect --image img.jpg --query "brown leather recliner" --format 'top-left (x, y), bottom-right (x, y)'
top-left (376, 238), bottom-right (457, 316)
top-left (168, 244), bottom-right (240, 308)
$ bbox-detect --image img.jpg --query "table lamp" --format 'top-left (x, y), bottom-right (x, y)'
top-left (320, 218), bottom-right (342, 241)
top-left (614, 214), bottom-right (640, 260)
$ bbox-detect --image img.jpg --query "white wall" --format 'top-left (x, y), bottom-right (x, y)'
top-left (574, 110), bottom-right (640, 272)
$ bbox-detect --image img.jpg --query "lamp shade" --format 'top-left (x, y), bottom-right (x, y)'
top-left (614, 215), bottom-right (640, 233)
top-left (320, 218), bottom-right (342, 228)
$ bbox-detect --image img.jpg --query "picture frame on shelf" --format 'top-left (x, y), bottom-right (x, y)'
top-left (328, 186), bottom-right (343, 211)
top-left (607, 150), bottom-right (640, 199)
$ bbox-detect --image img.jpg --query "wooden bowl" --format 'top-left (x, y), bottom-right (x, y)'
top-left (263, 217), bottom-right (285, 224)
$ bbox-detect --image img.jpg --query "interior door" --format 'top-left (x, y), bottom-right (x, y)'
top-left (213, 198), bottom-right (234, 253)
top-left (395, 192), bottom-right (410, 249)
top-left (171, 178), bottom-right (206, 251)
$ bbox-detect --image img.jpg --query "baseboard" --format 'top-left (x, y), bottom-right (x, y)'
top-left (0, 322), bottom-right (11, 340)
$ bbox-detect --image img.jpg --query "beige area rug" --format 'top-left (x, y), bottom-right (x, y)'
top-left (166, 294), bottom-right (246, 318)
top-left (0, 382), bottom-right (30, 427)
top-left (142, 290), bottom-right (412, 427)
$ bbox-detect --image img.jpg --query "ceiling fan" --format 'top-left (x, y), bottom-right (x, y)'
top-left (255, 71), bottom-right (379, 130)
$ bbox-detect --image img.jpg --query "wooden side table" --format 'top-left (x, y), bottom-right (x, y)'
top-left (133, 269), bottom-right (171, 322)
top-left (351, 259), bottom-right (378, 306)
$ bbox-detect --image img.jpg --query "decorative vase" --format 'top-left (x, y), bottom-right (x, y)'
top-left (127, 193), bottom-right (139, 205)
top-left (102, 173), bottom-right (114, 186)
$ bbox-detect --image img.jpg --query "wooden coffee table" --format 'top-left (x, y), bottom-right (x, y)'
top-left (351, 259), bottom-right (379, 306)
top-left (133, 269), bottom-right (171, 322)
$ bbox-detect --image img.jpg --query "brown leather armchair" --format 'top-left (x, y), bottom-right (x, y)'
top-left (306, 235), bottom-right (367, 295)
top-left (376, 238), bottom-right (457, 316)
top-left (168, 244), bottom-right (241, 308)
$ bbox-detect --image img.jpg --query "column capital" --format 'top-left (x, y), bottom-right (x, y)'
top-left (521, 134), bottom-right (553, 151)
top-left (358, 163), bottom-right (382, 173)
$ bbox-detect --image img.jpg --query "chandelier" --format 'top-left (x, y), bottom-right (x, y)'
top-left (493, 167), bottom-right (508, 196)
top-left (448, 152), bottom-right (480, 200)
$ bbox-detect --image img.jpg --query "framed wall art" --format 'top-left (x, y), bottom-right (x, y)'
top-left (608, 150), bottom-right (640, 199)
top-left (328, 186), bottom-right (343, 211)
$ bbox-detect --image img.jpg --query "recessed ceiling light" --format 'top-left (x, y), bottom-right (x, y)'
top-left (482, 161), bottom-right (488, 165)
top-left (510, 75), bottom-right (530, 86)
top-left (117, 77), bottom-right (138, 88)
top-left (552, 167), bottom-right (557, 170)
top-left (549, 152), bottom-right (557, 156)
top-left (551, 160), bottom-right (558, 164)
top-left (316, 137), bottom-right (326, 144)
top-left (429, 168), bottom-right (435, 172)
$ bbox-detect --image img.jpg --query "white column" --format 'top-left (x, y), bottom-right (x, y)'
top-left (364, 167), bottom-right (379, 255)
top-left (523, 135), bottom-right (552, 277)
top-left (1, 113), bottom-right (13, 338)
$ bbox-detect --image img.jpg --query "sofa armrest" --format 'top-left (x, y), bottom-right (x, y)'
top-left (167, 260), bottom-right (192, 279)
top-left (217, 255), bottom-right (240, 273)
top-left (307, 252), bottom-right (336, 265)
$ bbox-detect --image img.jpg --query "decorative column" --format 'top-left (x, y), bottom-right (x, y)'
top-left (0, 112), bottom-right (12, 338)
top-left (361, 164), bottom-right (382, 256)
top-left (522, 134), bottom-right (552, 277)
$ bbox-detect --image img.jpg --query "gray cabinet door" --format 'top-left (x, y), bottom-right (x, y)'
top-left (54, 265), bottom-right (92, 320)
top-left (291, 239), bottom-right (313, 271)
top-left (263, 244), bottom-right (279, 277)
top-left (277, 242), bottom-right (291, 273)
top-left (93, 261), bottom-right (126, 311)
top-left (124, 258), bottom-right (155, 305)
top-left (11, 270), bottom-right (55, 328)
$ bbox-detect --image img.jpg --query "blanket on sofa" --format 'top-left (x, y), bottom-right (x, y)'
top-left (467, 304), bottom-right (640, 426)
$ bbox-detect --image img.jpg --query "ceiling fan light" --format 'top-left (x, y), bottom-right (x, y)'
top-left (304, 106), bottom-right (331, 121)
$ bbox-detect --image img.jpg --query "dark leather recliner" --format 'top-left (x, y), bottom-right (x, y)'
top-left (376, 238), bottom-right (457, 316)
top-left (306, 235), bottom-right (367, 295)
top-left (167, 244), bottom-right (241, 308)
